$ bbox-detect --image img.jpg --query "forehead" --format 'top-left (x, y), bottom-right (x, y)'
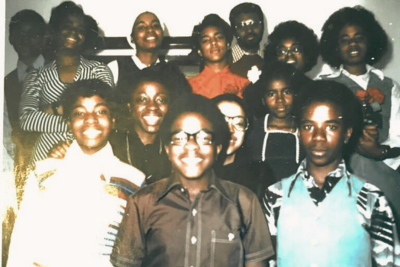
top-left (62, 14), bottom-right (85, 25)
top-left (340, 24), bottom-right (365, 35)
top-left (302, 102), bottom-right (341, 121)
top-left (279, 38), bottom-right (299, 47)
top-left (133, 81), bottom-right (167, 95)
top-left (73, 95), bottom-right (107, 109)
top-left (171, 112), bottom-right (213, 133)
top-left (267, 79), bottom-right (290, 90)
top-left (201, 26), bottom-right (223, 36)
top-left (134, 12), bottom-right (159, 25)
top-left (217, 101), bottom-right (244, 117)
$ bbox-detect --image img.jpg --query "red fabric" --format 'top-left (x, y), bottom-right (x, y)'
top-left (188, 66), bottom-right (250, 98)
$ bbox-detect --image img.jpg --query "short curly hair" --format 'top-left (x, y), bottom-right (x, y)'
top-left (320, 6), bottom-right (388, 68)
top-left (264, 20), bottom-right (319, 73)
top-left (229, 2), bottom-right (264, 30)
top-left (9, 9), bottom-right (46, 37)
top-left (192, 14), bottom-right (233, 54)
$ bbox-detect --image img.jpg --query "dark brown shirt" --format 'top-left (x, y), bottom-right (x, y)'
top-left (111, 171), bottom-right (274, 267)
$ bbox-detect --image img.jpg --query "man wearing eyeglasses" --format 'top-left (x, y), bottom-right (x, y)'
top-left (111, 94), bottom-right (274, 267)
top-left (228, 3), bottom-right (265, 83)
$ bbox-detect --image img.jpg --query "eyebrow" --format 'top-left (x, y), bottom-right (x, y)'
top-left (135, 19), bottom-right (160, 25)
top-left (301, 119), bottom-right (341, 124)
top-left (72, 103), bottom-right (108, 109)
top-left (201, 31), bottom-right (223, 38)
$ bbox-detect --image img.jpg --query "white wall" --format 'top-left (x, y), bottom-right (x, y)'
top-left (4, 0), bottom-right (400, 80)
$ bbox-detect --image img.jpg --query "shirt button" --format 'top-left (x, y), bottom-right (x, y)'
top-left (192, 209), bottom-right (197, 216)
top-left (191, 236), bottom-right (197, 244)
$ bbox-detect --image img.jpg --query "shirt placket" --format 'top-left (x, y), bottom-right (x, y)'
top-left (183, 191), bottom-right (204, 267)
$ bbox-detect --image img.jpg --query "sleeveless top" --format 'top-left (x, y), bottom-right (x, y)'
top-left (277, 173), bottom-right (372, 267)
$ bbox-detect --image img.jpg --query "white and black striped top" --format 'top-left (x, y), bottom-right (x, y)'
top-left (20, 56), bottom-right (114, 162)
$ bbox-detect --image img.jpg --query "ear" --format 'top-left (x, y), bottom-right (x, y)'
top-left (344, 127), bottom-right (353, 144)
top-left (216, 144), bottom-right (222, 156)
top-left (164, 144), bottom-right (171, 160)
top-left (197, 49), bottom-right (203, 57)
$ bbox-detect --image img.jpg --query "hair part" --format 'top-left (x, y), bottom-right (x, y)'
top-left (320, 5), bottom-right (388, 68)
top-left (60, 79), bottom-right (115, 121)
top-left (264, 20), bottom-right (319, 72)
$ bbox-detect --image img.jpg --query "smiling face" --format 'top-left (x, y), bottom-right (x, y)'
top-left (56, 14), bottom-right (86, 52)
top-left (338, 24), bottom-right (368, 67)
top-left (276, 38), bottom-right (305, 72)
top-left (198, 26), bottom-right (228, 64)
top-left (217, 101), bottom-right (246, 155)
top-left (233, 12), bottom-right (263, 51)
top-left (131, 12), bottom-right (163, 52)
top-left (300, 102), bottom-right (352, 172)
top-left (68, 95), bottom-right (114, 155)
top-left (130, 81), bottom-right (169, 136)
top-left (165, 112), bottom-right (221, 181)
top-left (263, 79), bottom-right (293, 119)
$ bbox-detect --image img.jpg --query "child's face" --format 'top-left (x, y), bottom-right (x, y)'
top-left (130, 81), bottom-right (169, 135)
top-left (165, 112), bottom-right (221, 181)
top-left (198, 26), bottom-right (228, 64)
top-left (300, 102), bottom-right (352, 170)
top-left (276, 38), bottom-right (305, 72)
top-left (68, 95), bottom-right (114, 155)
top-left (338, 24), bottom-right (367, 67)
top-left (263, 79), bottom-right (293, 119)
top-left (131, 12), bottom-right (163, 52)
top-left (217, 101), bottom-right (247, 156)
top-left (57, 14), bottom-right (86, 52)
top-left (232, 12), bottom-right (263, 51)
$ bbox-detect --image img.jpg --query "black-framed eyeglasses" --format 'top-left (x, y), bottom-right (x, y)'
top-left (276, 45), bottom-right (303, 57)
top-left (169, 130), bottom-right (214, 146)
top-left (224, 116), bottom-right (248, 132)
top-left (235, 20), bottom-right (262, 30)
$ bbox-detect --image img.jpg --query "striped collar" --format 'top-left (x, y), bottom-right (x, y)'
top-left (231, 44), bottom-right (263, 63)
top-left (323, 64), bottom-right (385, 81)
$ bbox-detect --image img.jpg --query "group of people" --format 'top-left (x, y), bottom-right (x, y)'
top-left (3, 1), bottom-right (400, 266)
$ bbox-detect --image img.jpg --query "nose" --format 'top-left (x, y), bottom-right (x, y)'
top-left (146, 100), bottom-right (159, 111)
top-left (228, 122), bottom-right (235, 133)
top-left (312, 127), bottom-right (326, 141)
top-left (184, 135), bottom-right (199, 150)
top-left (85, 113), bottom-right (98, 125)
top-left (276, 92), bottom-right (284, 103)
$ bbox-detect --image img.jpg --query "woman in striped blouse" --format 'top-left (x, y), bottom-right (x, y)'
top-left (19, 1), bottom-right (114, 163)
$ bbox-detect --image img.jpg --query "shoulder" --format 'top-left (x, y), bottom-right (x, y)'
top-left (106, 157), bottom-right (145, 189)
top-left (4, 69), bottom-right (17, 81)
top-left (217, 179), bottom-right (259, 208)
top-left (80, 57), bottom-right (108, 69)
top-left (33, 157), bottom-right (63, 186)
top-left (128, 177), bottom-right (169, 204)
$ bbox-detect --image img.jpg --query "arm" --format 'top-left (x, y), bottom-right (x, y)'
top-left (93, 63), bottom-right (115, 88)
top-left (111, 195), bottom-right (145, 267)
top-left (19, 68), bottom-right (68, 133)
top-left (107, 60), bottom-right (119, 85)
top-left (359, 183), bottom-right (400, 266)
top-left (383, 80), bottom-right (400, 170)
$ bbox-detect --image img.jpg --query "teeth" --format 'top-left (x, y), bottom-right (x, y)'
top-left (286, 59), bottom-right (295, 64)
top-left (147, 36), bottom-right (156, 40)
top-left (83, 129), bottom-right (101, 138)
top-left (350, 51), bottom-right (359, 56)
top-left (143, 115), bottom-right (160, 125)
top-left (182, 158), bottom-right (202, 164)
top-left (67, 37), bottom-right (76, 42)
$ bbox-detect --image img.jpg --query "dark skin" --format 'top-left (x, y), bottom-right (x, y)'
top-left (338, 24), bottom-right (400, 160)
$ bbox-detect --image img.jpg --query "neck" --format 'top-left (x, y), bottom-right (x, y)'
top-left (56, 54), bottom-right (80, 67)
top-left (343, 63), bottom-right (367, 76)
top-left (136, 50), bottom-right (159, 66)
top-left (306, 158), bottom-right (341, 188)
top-left (19, 54), bottom-right (40, 67)
top-left (268, 115), bottom-right (294, 131)
top-left (179, 174), bottom-right (210, 201)
top-left (134, 125), bottom-right (157, 145)
top-left (223, 153), bottom-right (235, 165)
top-left (205, 60), bottom-right (228, 73)
top-left (240, 45), bottom-right (258, 54)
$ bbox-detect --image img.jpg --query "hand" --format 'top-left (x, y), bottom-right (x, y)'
top-left (363, 124), bottom-right (378, 140)
top-left (48, 141), bottom-right (72, 159)
top-left (356, 129), bottom-right (386, 160)
top-left (40, 104), bottom-right (54, 114)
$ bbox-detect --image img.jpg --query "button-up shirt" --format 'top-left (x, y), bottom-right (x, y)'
top-left (111, 171), bottom-right (274, 267)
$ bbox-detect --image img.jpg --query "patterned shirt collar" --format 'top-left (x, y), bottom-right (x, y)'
top-left (131, 54), bottom-right (160, 70)
top-left (289, 159), bottom-right (352, 205)
top-left (324, 64), bottom-right (385, 81)
top-left (231, 44), bottom-right (263, 63)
